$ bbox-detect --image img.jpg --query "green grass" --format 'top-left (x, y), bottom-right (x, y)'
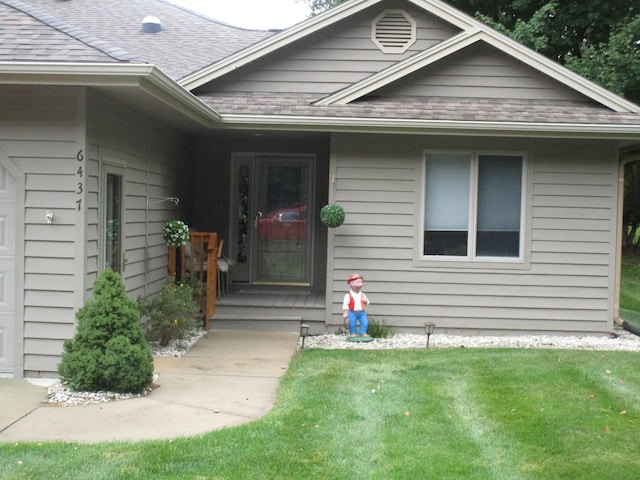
top-left (620, 253), bottom-right (640, 330)
top-left (2, 348), bottom-right (640, 479)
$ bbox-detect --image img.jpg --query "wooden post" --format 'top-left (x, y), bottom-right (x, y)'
top-left (203, 233), bottom-right (218, 331)
top-left (167, 246), bottom-right (177, 277)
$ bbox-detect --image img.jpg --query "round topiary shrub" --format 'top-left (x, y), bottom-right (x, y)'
top-left (320, 204), bottom-right (346, 228)
top-left (58, 269), bottom-right (154, 393)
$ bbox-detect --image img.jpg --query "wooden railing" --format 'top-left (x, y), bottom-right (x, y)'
top-left (167, 232), bottom-right (219, 331)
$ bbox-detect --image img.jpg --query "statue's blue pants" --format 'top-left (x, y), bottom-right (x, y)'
top-left (348, 310), bottom-right (368, 335)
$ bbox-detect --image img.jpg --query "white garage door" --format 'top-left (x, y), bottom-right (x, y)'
top-left (0, 163), bottom-right (16, 375)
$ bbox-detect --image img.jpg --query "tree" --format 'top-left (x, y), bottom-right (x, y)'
top-left (58, 269), bottom-right (154, 393)
top-left (299, 0), bottom-right (343, 16)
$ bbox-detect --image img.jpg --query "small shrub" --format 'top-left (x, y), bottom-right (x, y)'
top-left (58, 270), bottom-right (153, 393)
top-left (367, 316), bottom-right (395, 338)
top-left (138, 276), bottom-right (200, 346)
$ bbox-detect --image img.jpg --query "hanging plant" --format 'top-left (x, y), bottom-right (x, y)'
top-left (162, 220), bottom-right (190, 247)
top-left (320, 204), bottom-right (346, 228)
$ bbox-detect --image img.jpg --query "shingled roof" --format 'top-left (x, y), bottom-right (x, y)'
top-left (195, 92), bottom-right (640, 137)
top-left (0, 0), bottom-right (136, 62)
top-left (1, 0), bottom-right (274, 80)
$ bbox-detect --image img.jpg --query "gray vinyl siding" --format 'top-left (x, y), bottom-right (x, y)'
top-left (0, 85), bottom-right (84, 376)
top-left (328, 133), bottom-right (618, 334)
top-left (86, 91), bottom-right (193, 300)
top-left (205, 3), bottom-right (460, 95)
top-left (0, 85), bottom-right (193, 377)
top-left (377, 42), bottom-right (586, 101)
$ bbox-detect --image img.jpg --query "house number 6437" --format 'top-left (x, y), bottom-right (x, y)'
top-left (76, 149), bottom-right (84, 211)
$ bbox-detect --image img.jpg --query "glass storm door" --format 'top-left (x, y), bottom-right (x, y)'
top-left (232, 154), bottom-right (313, 286)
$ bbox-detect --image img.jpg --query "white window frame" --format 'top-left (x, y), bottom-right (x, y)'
top-left (417, 150), bottom-right (530, 269)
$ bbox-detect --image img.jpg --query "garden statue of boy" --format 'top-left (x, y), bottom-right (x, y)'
top-left (343, 274), bottom-right (370, 337)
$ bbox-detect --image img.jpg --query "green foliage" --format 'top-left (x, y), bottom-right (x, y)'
top-left (138, 275), bottom-right (201, 347)
top-left (8, 349), bottom-right (640, 478)
top-left (623, 161), bottom-right (640, 250)
top-left (620, 253), bottom-right (640, 331)
top-left (565, 14), bottom-right (640, 103)
top-left (320, 203), bottom-right (346, 228)
top-left (162, 219), bottom-right (190, 247)
top-left (299, 0), bottom-right (343, 16)
top-left (57, 269), bottom-right (153, 393)
top-left (367, 316), bottom-right (395, 338)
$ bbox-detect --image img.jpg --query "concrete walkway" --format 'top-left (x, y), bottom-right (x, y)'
top-left (0, 330), bottom-right (300, 444)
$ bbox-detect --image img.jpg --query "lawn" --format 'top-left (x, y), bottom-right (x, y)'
top-left (621, 253), bottom-right (640, 330)
top-left (2, 348), bottom-right (639, 479)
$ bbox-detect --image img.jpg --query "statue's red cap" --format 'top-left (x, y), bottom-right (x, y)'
top-left (347, 274), bottom-right (363, 283)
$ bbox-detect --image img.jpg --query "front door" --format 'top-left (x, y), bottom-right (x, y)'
top-left (231, 154), bottom-right (313, 286)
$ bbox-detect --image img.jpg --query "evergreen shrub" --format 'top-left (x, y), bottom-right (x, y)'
top-left (57, 269), bottom-right (153, 393)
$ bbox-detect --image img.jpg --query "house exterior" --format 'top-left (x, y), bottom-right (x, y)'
top-left (1, 0), bottom-right (639, 378)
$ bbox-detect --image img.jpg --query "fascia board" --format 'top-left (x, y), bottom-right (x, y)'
top-left (315, 29), bottom-right (480, 106)
top-left (217, 114), bottom-right (640, 140)
top-left (318, 28), bottom-right (640, 113)
top-left (0, 62), bottom-right (155, 85)
top-left (0, 62), bottom-right (221, 125)
top-left (179, 0), bottom-right (384, 90)
top-left (477, 29), bottom-right (640, 114)
top-left (407, 0), bottom-right (480, 30)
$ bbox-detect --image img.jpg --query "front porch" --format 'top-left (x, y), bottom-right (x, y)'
top-left (211, 290), bottom-right (327, 334)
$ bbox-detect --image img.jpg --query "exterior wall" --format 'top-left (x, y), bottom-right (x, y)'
top-left (204, 2), bottom-right (460, 95)
top-left (377, 42), bottom-right (586, 101)
top-left (86, 91), bottom-right (193, 300)
top-left (328, 133), bottom-right (619, 334)
top-left (0, 85), bottom-right (193, 378)
top-left (0, 85), bottom-right (86, 377)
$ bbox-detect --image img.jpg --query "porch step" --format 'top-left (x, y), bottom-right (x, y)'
top-left (211, 291), bottom-right (328, 334)
top-left (211, 314), bottom-right (303, 333)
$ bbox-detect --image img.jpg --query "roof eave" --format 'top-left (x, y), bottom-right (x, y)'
top-left (0, 62), bottom-right (222, 127)
top-left (216, 114), bottom-right (640, 140)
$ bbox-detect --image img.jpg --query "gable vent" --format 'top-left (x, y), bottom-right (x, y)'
top-left (372, 10), bottom-right (416, 54)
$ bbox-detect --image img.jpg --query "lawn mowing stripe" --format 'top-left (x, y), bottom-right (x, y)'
top-left (448, 375), bottom-right (533, 480)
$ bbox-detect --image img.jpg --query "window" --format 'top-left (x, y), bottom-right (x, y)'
top-left (424, 152), bottom-right (524, 260)
top-left (102, 165), bottom-right (124, 273)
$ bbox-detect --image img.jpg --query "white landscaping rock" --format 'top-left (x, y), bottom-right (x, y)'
top-left (299, 329), bottom-right (640, 352)
top-left (47, 330), bottom-right (207, 406)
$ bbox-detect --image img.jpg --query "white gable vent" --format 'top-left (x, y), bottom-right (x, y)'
top-left (372, 9), bottom-right (416, 53)
top-left (141, 15), bottom-right (162, 33)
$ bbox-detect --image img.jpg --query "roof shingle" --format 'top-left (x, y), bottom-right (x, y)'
top-left (199, 92), bottom-right (640, 126)
top-left (1, 0), bottom-right (275, 79)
